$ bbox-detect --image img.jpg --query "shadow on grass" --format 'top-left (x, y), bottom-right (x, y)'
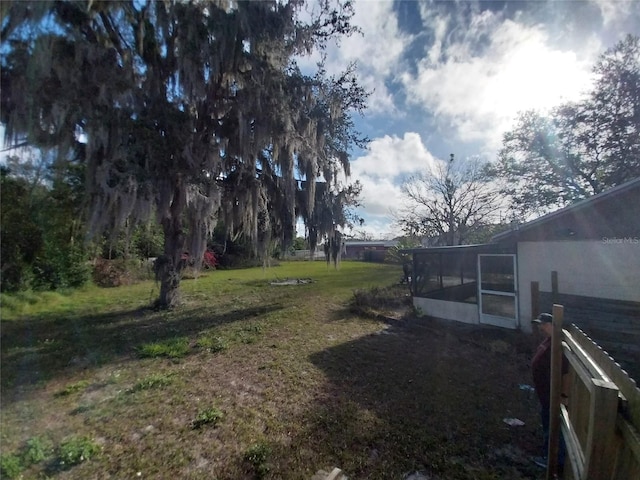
top-left (302, 320), bottom-right (544, 479)
top-left (0, 303), bottom-right (284, 401)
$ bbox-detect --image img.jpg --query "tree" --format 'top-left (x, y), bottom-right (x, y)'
top-left (1, 0), bottom-right (367, 307)
top-left (492, 34), bottom-right (640, 216)
top-left (396, 154), bottom-right (502, 246)
top-left (0, 151), bottom-right (91, 291)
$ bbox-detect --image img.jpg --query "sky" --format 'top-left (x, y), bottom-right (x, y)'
top-left (297, 0), bottom-right (640, 239)
top-left (2, 1), bottom-right (638, 242)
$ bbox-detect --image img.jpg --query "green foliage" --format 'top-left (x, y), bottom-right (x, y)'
top-left (57, 436), bottom-right (101, 466)
top-left (385, 237), bottom-right (420, 264)
top-left (191, 407), bottom-right (224, 429)
top-left (0, 436), bottom-right (55, 478)
top-left (55, 380), bottom-right (90, 397)
top-left (244, 442), bottom-right (272, 479)
top-left (139, 337), bottom-right (190, 359)
top-left (22, 436), bottom-right (54, 465)
top-left (0, 160), bottom-right (91, 292)
top-left (129, 373), bottom-right (174, 393)
top-left (0, 453), bottom-right (23, 479)
top-left (235, 323), bottom-right (263, 344)
top-left (196, 335), bottom-right (228, 353)
top-left (291, 236), bottom-right (308, 250)
top-left (493, 35), bottom-right (640, 215)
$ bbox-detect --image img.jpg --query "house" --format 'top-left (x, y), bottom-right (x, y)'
top-left (406, 178), bottom-right (640, 338)
top-left (343, 240), bottom-right (398, 261)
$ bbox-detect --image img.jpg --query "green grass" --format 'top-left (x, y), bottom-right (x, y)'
top-left (138, 337), bottom-right (190, 358)
top-left (128, 373), bottom-right (175, 393)
top-left (0, 261), bottom-right (543, 479)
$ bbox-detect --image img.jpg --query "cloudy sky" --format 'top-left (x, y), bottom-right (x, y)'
top-left (299, 0), bottom-right (640, 239)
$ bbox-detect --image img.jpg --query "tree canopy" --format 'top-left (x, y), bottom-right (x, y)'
top-left (492, 34), bottom-right (640, 216)
top-left (1, 0), bottom-right (368, 307)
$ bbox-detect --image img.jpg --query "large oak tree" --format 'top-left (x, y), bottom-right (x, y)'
top-left (1, 0), bottom-right (367, 307)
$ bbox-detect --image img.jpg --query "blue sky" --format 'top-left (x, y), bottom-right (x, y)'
top-left (297, 0), bottom-right (640, 239)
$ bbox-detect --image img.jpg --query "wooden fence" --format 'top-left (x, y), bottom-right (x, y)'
top-left (547, 304), bottom-right (640, 480)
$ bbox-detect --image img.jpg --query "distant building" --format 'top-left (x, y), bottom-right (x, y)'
top-left (343, 240), bottom-right (399, 261)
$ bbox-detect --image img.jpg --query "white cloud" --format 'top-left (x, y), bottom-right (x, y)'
top-left (590, 0), bottom-right (634, 27)
top-left (348, 132), bottom-right (439, 236)
top-left (297, 0), bottom-right (411, 114)
top-left (350, 132), bottom-right (438, 179)
top-left (403, 11), bottom-right (597, 152)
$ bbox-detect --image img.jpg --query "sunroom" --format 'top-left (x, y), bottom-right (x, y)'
top-left (406, 243), bottom-right (518, 329)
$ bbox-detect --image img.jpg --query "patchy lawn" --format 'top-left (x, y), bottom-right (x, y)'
top-left (1, 261), bottom-right (546, 479)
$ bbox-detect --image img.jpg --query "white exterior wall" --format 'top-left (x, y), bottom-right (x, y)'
top-left (413, 297), bottom-right (479, 325)
top-left (517, 240), bottom-right (640, 333)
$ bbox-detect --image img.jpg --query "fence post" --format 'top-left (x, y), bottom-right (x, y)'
top-left (584, 378), bottom-right (619, 480)
top-left (547, 304), bottom-right (564, 480)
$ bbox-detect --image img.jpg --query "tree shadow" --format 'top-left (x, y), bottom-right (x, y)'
top-left (1, 302), bottom-right (284, 402)
top-left (303, 319), bottom-right (545, 479)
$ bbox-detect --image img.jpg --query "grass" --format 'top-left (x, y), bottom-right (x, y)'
top-left (139, 337), bottom-right (190, 358)
top-left (0, 261), bottom-right (544, 479)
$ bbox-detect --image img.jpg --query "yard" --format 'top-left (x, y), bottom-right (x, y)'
top-left (1, 261), bottom-right (546, 479)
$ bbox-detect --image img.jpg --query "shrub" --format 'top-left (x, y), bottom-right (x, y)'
top-left (92, 258), bottom-right (151, 287)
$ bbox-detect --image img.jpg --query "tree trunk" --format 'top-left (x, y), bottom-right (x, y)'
top-left (155, 186), bottom-right (186, 309)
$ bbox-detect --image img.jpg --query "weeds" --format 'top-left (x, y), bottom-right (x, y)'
top-left (352, 285), bottom-right (412, 310)
top-left (196, 334), bottom-right (228, 353)
top-left (58, 436), bottom-right (101, 467)
top-left (0, 436), bottom-right (55, 479)
top-left (22, 436), bottom-right (54, 465)
top-left (244, 442), bottom-right (271, 479)
top-left (190, 406), bottom-right (224, 429)
top-left (55, 380), bottom-right (90, 397)
top-left (0, 453), bottom-right (23, 479)
top-left (128, 373), bottom-right (174, 393)
top-left (235, 323), bottom-right (263, 344)
top-left (138, 337), bottom-right (189, 358)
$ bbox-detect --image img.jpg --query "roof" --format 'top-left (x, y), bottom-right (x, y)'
top-left (345, 240), bottom-right (398, 248)
top-left (401, 243), bottom-right (515, 256)
top-left (492, 177), bottom-right (640, 243)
